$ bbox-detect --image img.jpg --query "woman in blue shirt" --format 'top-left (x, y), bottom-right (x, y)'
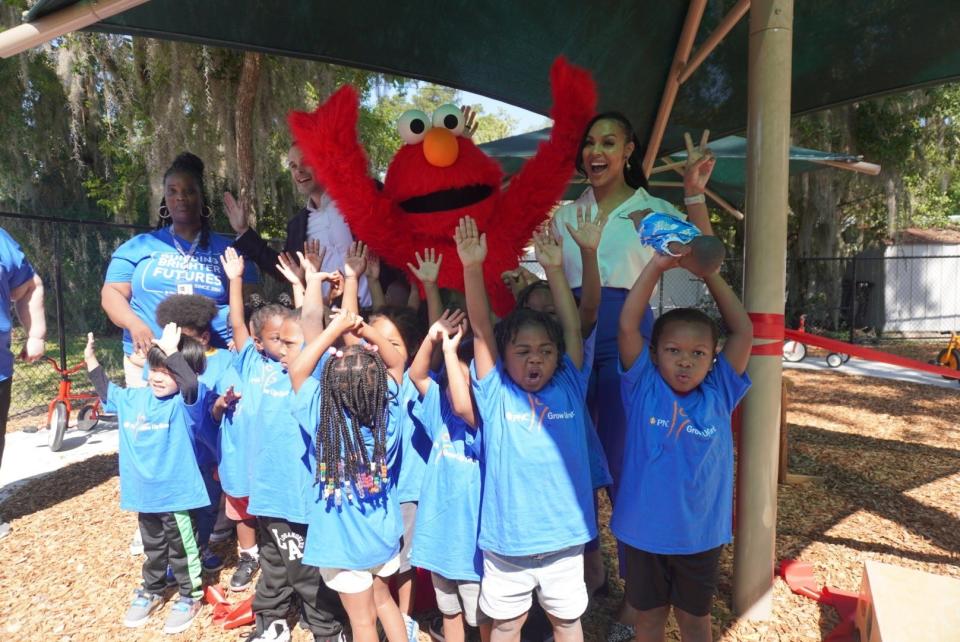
top-left (101, 152), bottom-right (255, 387)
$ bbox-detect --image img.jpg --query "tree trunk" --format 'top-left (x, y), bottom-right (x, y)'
top-left (235, 52), bottom-right (263, 226)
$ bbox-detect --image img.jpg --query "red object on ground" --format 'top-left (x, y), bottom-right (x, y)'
top-left (778, 560), bottom-right (862, 641)
top-left (222, 595), bottom-right (255, 629)
top-left (205, 585), bottom-right (255, 629)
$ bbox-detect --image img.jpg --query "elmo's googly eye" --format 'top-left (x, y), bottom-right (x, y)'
top-left (397, 110), bottom-right (430, 144)
top-left (432, 104), bottom-right (464, 136)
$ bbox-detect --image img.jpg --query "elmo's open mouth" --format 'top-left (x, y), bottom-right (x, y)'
top-left (399, 185), bottom-right (493, 214)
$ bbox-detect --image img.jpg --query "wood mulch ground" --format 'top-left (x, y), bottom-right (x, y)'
top-left (1, 366), bottom-right (958, 641)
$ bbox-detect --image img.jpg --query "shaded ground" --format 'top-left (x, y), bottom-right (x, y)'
top-left (0, 367), bottom-right (958, 641)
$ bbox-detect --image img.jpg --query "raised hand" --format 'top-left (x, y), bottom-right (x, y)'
top-left (461, 105), bottom-right (479, 139)
top-left (366, 251), bottom-right (381, 281)
top-left (683, 130), bottom-right (716, 195)
top-left (153, 322), bottom-right (182, 357)
top-left (276, 251), bottom-right (305, 287)
top-left (565, 205), bottom-right (608, 251)
top-left (84, 332), bottom-right (96, 362)
top-left (533, 227), bottom-right (563, 269)
top-left (223, 192), bottom-right (249, 235)
top-left (454, 216), bottom-right (487, 268)
top-left (429, 308), bottom-right (466, 342)
top-left (442, 317), bottom-right (468, 354)
top-left (220, 246), bottom-right (246, 281)
top-left (303, 239), bottom-right (325, 273)
top-left (344, 241), bottom-right (368, 279)
top-left (407, 248), bottom-right (443, 284)
top-left (328, 308), bottom-right (363, 335)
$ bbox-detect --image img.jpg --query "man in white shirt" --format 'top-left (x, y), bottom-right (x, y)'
top-left (230, 145), bottom-right (371, 307)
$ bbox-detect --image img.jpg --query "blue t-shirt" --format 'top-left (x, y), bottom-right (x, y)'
top-left (246, 353), bottom-right (317, 525)
top-left (106, 382), bottom-right (211, 513)
top-left (217, 340), bottom-right (264, 498)
top-left (396, 372), bottom-right (434, 503)
top-left (0, 229), bottom-right (35, 381)
top-left (471, 356), bottom-right (597, 556)
top-left (611, 346), bottom-right (751, 554)
top-left (296, 369), bottom-right (407, 570)
top-left (409, 380), bottom-right (484, 581)
top-left (104, 228), bottom-right (257, 354)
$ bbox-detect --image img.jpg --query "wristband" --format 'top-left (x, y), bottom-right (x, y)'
top-left (684, 193), bottom-right (706, 205)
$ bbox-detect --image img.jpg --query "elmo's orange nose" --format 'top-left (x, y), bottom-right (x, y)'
top-left (423, 128), bottom-right (459, 167)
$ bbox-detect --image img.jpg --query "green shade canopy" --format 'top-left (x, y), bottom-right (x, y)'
top-left (18, 0), bottom-right (960, 156)
top-left (480, 129), bottom-right (861, 204)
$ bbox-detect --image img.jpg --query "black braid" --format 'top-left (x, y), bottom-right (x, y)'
top-left (314, 345), bottom-right (393, 504)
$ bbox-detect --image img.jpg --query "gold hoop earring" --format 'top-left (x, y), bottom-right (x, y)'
top-left (158, 205), bottom-right (171, 220)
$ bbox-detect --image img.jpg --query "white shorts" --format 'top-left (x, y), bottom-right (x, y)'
top-left (479, 545), bottom-right (587, 621)
top-left (432, 572), bottom-right (489, 627)
top-left (318, 554), bottom-right (401, 594)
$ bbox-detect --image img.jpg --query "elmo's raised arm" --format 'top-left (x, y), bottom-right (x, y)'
top-left (495, 57), bottom-right (597, 252)
top-left (288, 86), bottom-right (396, 252)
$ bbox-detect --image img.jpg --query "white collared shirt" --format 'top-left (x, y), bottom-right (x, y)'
top-left (553, 186), bottom-right (685, 290)
top-left (305, 193), bottom-right (372, 307)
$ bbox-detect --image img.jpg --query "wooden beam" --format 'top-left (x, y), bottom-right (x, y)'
top-left (656, 157), bottom-right (746, 219)
top-left (678, 0), bottom-right (752, 84)
top-left (641, 0), bottom-right (709, 177)
top-left (811, 159), bottom-right (882, 176)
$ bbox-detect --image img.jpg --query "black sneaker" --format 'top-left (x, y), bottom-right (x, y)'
top-left (230, 553), bottom-right (260, 591)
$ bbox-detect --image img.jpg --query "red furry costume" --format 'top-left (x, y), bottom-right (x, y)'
top-left (288, 57), bottom-right (596, 315)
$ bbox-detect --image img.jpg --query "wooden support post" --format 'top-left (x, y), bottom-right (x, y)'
top-left (678, 0), bottom-right (752, 84)
top-left (732, 0), bottom-right (794, 620)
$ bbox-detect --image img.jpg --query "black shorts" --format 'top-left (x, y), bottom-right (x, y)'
top-left (623, 544), bottom-right (723, 617)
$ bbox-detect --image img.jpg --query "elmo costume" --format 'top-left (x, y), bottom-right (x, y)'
top-left (288, 57), bottom-right (596, 315)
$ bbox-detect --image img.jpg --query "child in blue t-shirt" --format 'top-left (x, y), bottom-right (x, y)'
top-left (614, 251), bottom-right (753, 642)
top-left (289, 307), bottom-right (411, 642)
top-left (456, 216), bottom-right (596, 642)
top-left (407, 309), bottom-right (492, 642)
top-left (150, 294), bottom-right (234, 574)
top-left (219, 247), bottom-right (347, 642)
top-left (85, 322), bottom-right (227, 635)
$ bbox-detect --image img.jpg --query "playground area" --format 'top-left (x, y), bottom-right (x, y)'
top-left (1, 361), bottom-right (957, 641)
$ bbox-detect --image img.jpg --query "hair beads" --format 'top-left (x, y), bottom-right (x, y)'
top-left (315, 345), bottom-right (392, 505)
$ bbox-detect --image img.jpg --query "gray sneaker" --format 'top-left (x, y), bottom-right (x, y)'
top-left (0, 519), bottom-right (10, 540)
top-left (122, 589), bottom-right (164, 628)
top-left (163, 596), bottom-right (202, 634)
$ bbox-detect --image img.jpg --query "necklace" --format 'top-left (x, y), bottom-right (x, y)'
top-left (169, 228), bottom-right (200, 267)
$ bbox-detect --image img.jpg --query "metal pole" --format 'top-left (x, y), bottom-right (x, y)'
top-left (849, 257), bottom-right (858, 343)
top-left (732, 0), bottom-right (793, 620)
top-left (53, 228), bottom-right (67, 372)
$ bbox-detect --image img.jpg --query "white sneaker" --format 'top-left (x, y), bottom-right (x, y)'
top-left (403, 614), bottom-right (420, 642)
top-left (247, 619), bottom-right (291, 642)
top-left (0, 520), bottom-right (9, 539)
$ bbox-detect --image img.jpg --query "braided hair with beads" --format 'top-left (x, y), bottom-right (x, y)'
top-left (315, 344), bottom-right (393, 506)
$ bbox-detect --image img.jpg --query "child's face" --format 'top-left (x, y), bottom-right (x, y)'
top-left (504, 325), bottom-right (559, 393)
top-left (370, 316), bottom-right (410, 364)
top-left (651, 321), bottom-right (715, 394)
top-left (278, 318), bottom-right (304, 370)
top-left (148, 366), bottom-right (179, 398)
top-left (523, 288), bottom-right (556, 319)
top-left (253, 316), bottom-right (286, 361)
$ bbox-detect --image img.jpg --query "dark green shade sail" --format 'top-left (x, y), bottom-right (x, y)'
top-left (19, 0), bottom-right (960, 156)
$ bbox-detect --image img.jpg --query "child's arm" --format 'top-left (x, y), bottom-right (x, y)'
top-left (299, 252), bottom-right (342, 344)
top-left (220, 247), bottom-right (250, 347)
top-left (366, 251), bottom-right (386, 311)
top-left (84, 332), bottom-right (109, 403)
top-left (276, 252), bottom-right (305, 309)
top-left (563, 205), bottom-right (607, 337)
top-left (409, 309), bottom-right (465, 396)
top-left (289, 309), bottom-right (362, 392)
top-left (211, 385), bottom-right (241, 422)
top-left (534, 228), bottom-right (583, 370)
top-left (442, 318), bottom-right (476, 427)
top-left (455, 216), bottom-right (496, 379)
top-left (682, 130), bottom-right (716, 236)
top-left (704, 272), bottom-right (753, 374)
top-left (342, 240), bottom-right (367, 316)
top-left (618, 254), bottom-right (679, 370)
top-left (154, 323), bottom-right (200, 405)
top-left (406, 275), bottom-right (421, 312)
top-left (407, 248), bottom-right (444, 325)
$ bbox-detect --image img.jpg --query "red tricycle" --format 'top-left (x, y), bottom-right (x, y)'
top-left (41, 356), bottom-right (103, 452)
